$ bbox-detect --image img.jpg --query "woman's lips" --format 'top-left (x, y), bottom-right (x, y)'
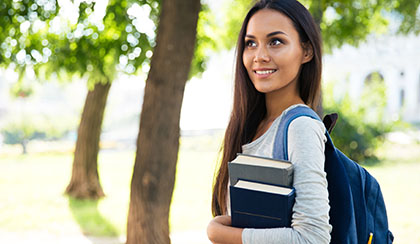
top-left (254, 69), bottom-right (277, 78)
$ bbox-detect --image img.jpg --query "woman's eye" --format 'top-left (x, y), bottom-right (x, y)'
top-left (270, 38), bottom-right (283, 46)
top-left (245, 40), bottom-right (256, 48)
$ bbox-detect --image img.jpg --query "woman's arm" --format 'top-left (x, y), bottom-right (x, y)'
top-left (207, 215), bottom-right (243, 244)
top-left (242, 117), bottom-right (332, 244)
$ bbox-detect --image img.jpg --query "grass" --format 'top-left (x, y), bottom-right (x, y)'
top-left (0, 134), bottom-right (222, 242)
top-left (0, 134), bottom-right (419, 243)
top-left (366, 141), bottom-right (420, 244)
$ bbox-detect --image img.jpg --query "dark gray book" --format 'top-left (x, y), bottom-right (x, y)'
top-left (228, 153), bottom-right (293, 187)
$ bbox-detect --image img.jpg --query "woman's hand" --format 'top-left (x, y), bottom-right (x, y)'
top-left (211, 215), bottom-right (232, 226)
top-left (207, 215), bottom-right (243, 244)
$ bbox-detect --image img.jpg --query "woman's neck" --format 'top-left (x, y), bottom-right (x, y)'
top-left (251, 90), bottom-right (304, 142)
top-left (264, 90), bottom-right (304, 121)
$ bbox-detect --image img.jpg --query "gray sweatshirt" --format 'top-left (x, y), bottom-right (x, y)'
top-left (227, 104), bottom-right (332, 244)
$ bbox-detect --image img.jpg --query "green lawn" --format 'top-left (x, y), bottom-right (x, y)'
top-left (366, 141), bottom-right (420, 244)
top-left (0, 134), bottom-right (222, 243)
top-left (0, 134), bottom-right (419, 243)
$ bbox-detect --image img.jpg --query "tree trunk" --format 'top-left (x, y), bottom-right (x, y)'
top-left (21, 139), bottom-right (28, 154)
top-left (309, 0), bottom-right (325, 118)
top-left (65, 81), bottom-right (111, 199)
top-left (126, 0), bottom-right (200, 243)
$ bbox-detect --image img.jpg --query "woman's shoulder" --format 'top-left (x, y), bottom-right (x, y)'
top-left (286, 113), bottom-right (327, 162)
top-left (290, 115), bottom-right (325, 131)
top-left (288, 115), bottom-right (326, 141)
top-left (276, 104), bottom-right (325, 131)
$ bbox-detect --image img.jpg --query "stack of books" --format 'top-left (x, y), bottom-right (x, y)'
top-left (229, 153), bottom-right (295, 228)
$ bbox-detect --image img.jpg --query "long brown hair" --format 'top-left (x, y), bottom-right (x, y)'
top-left (211, 0), bottom-right (323, 216)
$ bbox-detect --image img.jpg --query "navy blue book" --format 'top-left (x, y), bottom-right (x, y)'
top-left (230, 180), bottom-right (295, 228)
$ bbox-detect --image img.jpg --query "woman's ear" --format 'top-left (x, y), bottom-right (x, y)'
top-left (301, 42), bottom-right (314, 64)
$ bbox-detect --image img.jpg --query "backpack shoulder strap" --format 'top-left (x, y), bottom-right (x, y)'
top-left (273, 106), bottom-right (320, 160)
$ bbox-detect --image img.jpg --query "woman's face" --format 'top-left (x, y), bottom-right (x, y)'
top-left (242, 8), bottom-right (312, 96)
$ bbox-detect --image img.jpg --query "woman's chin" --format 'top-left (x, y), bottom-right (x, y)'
top-left (253, 85), bottom-right (273, 94)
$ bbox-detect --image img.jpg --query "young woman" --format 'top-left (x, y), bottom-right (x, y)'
top-left (207, 0), bottom-right (331, 243)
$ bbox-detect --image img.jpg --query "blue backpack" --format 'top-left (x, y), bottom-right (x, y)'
top-left (273, 106), bottom-right (394, 244)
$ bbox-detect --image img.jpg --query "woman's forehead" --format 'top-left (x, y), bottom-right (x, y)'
top-left (246, 8), bottom-right (298, 38)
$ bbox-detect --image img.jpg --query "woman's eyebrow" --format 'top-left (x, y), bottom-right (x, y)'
top-left (245, 31), bottom-right (288, 39)
top-left (267, 31), bottom-right (287, 37)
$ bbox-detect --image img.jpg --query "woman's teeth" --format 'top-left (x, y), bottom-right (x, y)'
top-left (255, 70), bottom-right (276, 75)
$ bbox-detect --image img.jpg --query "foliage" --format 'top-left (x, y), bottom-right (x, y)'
top-left (318, 0), bottom-right (388, 52)
top-left (189, 3), bottom-right (218, 77)
top-left (0, 0), bottom-right (218, 84)
top-left (393, 0), bottom-right (420, 34)
top-left (9, 80), bottom-right (34, 98)
top-left (0, 0), bottom-right (160, 87)
top-left (218, 0), bottom-right (254, 50)
top-left (40, 0), bottom-right (159, 87)
top-left (323, 77), bottom-right (408, 164)
top-left (0, 0), bottom-right (59, 73)
top-left (1, 118), bottom-right (39, 145)
top-left (189, 0), bottom-right (257, 78)
top-left (0, 112), bottom-right (75, 153)
top-left (218, 0), bottom-right (420, 52)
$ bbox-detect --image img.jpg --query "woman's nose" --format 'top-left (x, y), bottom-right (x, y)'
top-left (254, 47), bottom-right (270, 63)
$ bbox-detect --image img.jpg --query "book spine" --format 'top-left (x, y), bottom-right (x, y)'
top-left (285, 188), bottom-right (295, 226)
top-left (287, 167), bottom-right (293, 187)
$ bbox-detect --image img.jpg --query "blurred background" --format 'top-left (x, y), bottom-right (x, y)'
top-left (1, 0), bottom-right (419, 243)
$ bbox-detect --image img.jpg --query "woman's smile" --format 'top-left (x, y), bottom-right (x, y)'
top-left (254, 68), bottom-right (278, 78)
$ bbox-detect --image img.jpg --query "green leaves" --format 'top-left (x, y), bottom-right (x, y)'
top-left (218, 0), bottom-right (253, 50)
top-left (189, 3), bottom-right (218, 77)
top-left (45, 0), bottom-right (159, 83)
top-left (393, 0), bottom-right (420, 34)
top-left (1, 0), bottom-right (418, 84)
top-left (323, 77), bottom-right (407, 163)
top-left (319, 0), bottom-right (389, 52)
top-left (215, 0), bottom-right (419, 53)
top-left (0, 0), bottom-right (161, 85)
top-left (189, 0), bottom-right (253, 77)
top-left (0, 0), bottom-right (58, 69)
